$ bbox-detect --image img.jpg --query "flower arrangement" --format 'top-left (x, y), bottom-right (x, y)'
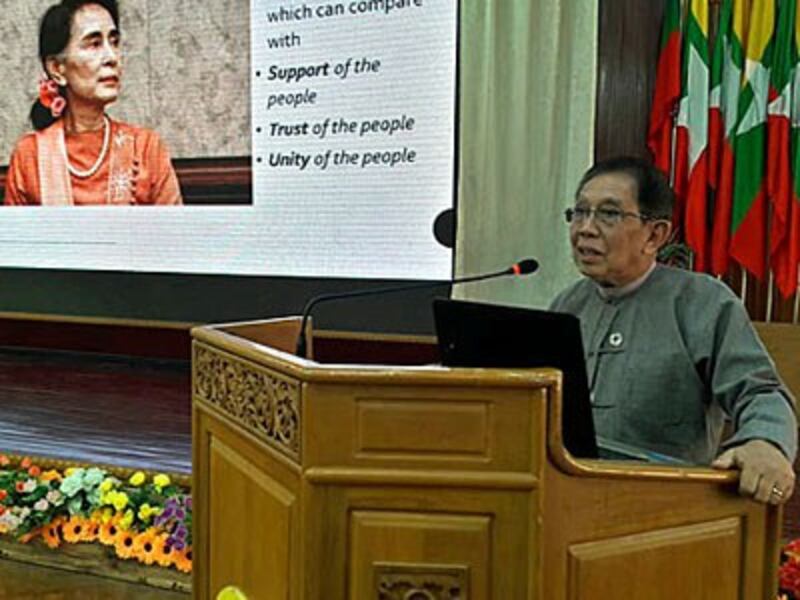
top-left (0, 454), bottom-right (191, 573)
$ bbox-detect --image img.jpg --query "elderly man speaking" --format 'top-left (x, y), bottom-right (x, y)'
top-left (549, 156), bottom-right (797, 505)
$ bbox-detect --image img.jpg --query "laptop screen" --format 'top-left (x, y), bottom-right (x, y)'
top-left (433, 297), bottom-right (598, 458)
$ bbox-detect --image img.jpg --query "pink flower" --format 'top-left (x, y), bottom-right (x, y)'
top-left (50, 96), bottom-right (66, 118)
top-left (38, 77), bottom-right (66, 117)
top-left (15, 479), bottom-right (36, 494)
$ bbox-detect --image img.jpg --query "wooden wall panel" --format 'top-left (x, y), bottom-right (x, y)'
top-left (595, 0), bottom-right (666, 162)
top-left (0, 314), bottom-right (192, 360)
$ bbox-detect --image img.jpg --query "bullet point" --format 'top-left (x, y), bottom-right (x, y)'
top-left (256, 127), bottom-right (262, 133)
top-left (255, 70), bottom-right (261, 77)
top-left (257, 157), bottom-right (263, 163)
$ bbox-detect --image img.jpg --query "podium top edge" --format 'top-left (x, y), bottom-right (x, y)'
top-left (191, 324), bottom-right (563, 388)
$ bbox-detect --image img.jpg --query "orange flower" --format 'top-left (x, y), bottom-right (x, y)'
top-left (0, 506), bottom-right (5, 516)
top-left (42, 518), bottom-right (64, 549)
top-left (114, 529), bottom-right (137, 559)
top-left (17, 528), bottom-right (41, 544)
top-left (173, 546), bottom-right (192, 573)
top-left (15, 481), bottom-right (25, 493)
top-left (27, 466), bottom-right (40, 477)
top-left (153, 533), bottom-right (175, 568)
top-left (0, 489), bottom-right (7, 502)
top-left (20, 457), bottom-right (31, 469)
top-left (40, 470), bottom-right (61, 482)
top-left (62, 516), bottom-right (90, 544)
top-left (82, 519), bottom-right (100, 543)
top-left (133, 530), bottom-right (159, 565)
top-left (0, 455), bottom-right (9, 466)
top-left (98, 519), bottom-right (121, 546)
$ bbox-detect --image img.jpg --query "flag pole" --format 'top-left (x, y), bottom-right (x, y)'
top-left (794, 265), bottom-right (800, 324)
top-left (740, 269), bottom-right (748, 306)
top-left (766, 271), bottom-right (774, 322)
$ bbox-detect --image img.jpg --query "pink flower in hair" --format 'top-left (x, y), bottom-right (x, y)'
top-left (42, 79), bottom-right (58, 97)
top-left (50, 96), bottom-right (66, 118)
top-left (38, 76), bottom-right (66, 118)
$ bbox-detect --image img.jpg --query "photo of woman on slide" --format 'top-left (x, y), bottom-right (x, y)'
top-left (4, 0), bottom-right (182, 206)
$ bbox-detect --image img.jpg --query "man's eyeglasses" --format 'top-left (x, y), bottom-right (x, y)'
top-left (564, 206), bottom-right (660, 228)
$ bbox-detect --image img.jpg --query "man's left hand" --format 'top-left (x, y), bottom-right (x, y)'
top-left (712, 439), bottom-right (796, 505)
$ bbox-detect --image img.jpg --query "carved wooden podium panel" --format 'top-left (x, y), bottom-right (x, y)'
top-left (192, 318), bottom-right (780, 600)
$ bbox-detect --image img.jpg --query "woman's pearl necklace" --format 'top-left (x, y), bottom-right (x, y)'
top-left (65, 115), bottom-right (111, 179)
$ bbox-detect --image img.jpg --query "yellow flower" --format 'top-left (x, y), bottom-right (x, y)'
top-left (111, 492), bottom-right (129, 512)
top-left (100, 478), bottom-right (115, 492)
top-left (64, 467), bottom-right (78, 476)
top-left (100, 507), bottom-right (114, 524)
top-left (153, 474), bottom-right (171, 489)
top-left (129, 471), bottom-right (146, 486)
top-left (120, 508), bottom-right (134, 530)
top-left (138, 503), bottom-right (154, 522)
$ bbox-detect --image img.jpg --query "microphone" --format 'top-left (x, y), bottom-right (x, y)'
top-left (295, 258), bottom-right (539, 357)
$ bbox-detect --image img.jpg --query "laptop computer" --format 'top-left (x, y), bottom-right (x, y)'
top-left (432, 297), bottom-right (598, 458)
top-left (433, 298), bottom-right (689, 464)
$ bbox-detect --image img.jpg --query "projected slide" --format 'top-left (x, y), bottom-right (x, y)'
top-left (0, 0), bottom-right (457, 279)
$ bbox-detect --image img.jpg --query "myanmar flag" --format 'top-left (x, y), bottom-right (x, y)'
top-left (768, 0), bottom-right (799, 298)
top-left (647, 0), bottom-right (682, 176)
top-left (675, 0), bottom-right (711, 272)
top-left (730, 0), bottom-right (775, 280)
top-left (709, 0), bottom-right (744, 275)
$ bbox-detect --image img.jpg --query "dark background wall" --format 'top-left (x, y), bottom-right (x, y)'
top-left (0, 269), bottom-right (449, 333)
top-left (595, 0), bottom-right (665, 162)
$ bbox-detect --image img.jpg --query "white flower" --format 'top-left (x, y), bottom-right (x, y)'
top-left (33, 498), bottom-right (49, 512)
top-left (46, 490), bottom-right (63, 505)
top-left (18, 507), bottom-right (30, 519)
top-left (21, 479), bottom-right (36, 493)
top-left (0, 512), bottom-right (20, 531)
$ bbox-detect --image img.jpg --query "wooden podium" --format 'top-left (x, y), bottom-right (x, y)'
top-left (191, 318), bottom-right (781, 600)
